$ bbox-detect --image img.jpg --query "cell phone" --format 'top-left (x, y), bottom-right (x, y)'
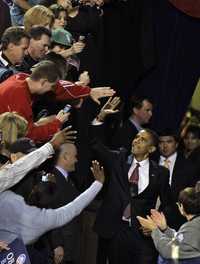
top-left (63, 104), bottom-right (72, 113)
top-left (78, 35), bottom-right (86, 43)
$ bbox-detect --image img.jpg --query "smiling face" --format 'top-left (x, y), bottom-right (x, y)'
top-left (132, 130), bottom-right (155, 160)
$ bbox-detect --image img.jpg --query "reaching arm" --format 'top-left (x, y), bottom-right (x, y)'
top-left (0, 143), bottom-right (54, 193)
top-left (0, 127), bottom-right (77, 193)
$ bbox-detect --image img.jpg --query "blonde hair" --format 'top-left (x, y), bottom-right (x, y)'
top-left (0, 112), bottom-right (28, 149)
top-left (24, 5), bottom-right (55, 32)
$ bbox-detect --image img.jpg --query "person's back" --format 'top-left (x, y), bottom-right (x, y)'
top-left (0, 73), bottom-right (30, 115)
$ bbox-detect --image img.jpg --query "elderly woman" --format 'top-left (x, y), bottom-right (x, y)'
top-left (137, 182), bottom-right (200, 264)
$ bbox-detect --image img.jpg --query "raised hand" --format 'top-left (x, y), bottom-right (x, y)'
top-left (50, 126), bottom-right (77, 149)
top-left (90, 87), bottom-right (115, 105)
top-left (90, 160), bottom-right (105, 184)
top-left (77, 71), bottom-right (90, 86)
top-left (150, 209), bottom-right (167, 231)
top-left (97, 96), bottom-right (121, 121)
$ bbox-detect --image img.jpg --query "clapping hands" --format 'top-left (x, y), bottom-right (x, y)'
top-left (137, 209), bottom-right (168, 236)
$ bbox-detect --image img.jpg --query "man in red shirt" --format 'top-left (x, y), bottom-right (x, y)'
top-left (0, 60), bottom-right (69, 143)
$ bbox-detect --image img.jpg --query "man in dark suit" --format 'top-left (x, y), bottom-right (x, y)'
top-left (49, 143), bottom-right (81, 264)
top-left (158, 129), bottom-right (196, 229)
top-left (91, 100), bottom-right (173, 264)
top-left (111, 95), bottom-right (153, 153)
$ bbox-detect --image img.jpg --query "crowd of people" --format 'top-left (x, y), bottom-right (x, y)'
top-left (0, 0), bottom-right (200, 264)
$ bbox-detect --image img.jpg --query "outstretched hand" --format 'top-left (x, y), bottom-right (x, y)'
top-left (50, 126), bottom-right (77, 149)
top-left (90, 160), bottom-right (105, 184)
top-left (97, 96), bottom-right (121, 122)
top-left (90, 87), bottom-right (115, 105)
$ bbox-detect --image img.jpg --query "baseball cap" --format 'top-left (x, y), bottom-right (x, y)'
top-left (51, 28), bottom-right (73, 47)
top-left (9, 138), bottom-right (37, 154)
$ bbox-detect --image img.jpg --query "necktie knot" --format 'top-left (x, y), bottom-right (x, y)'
top-left (163, 159), bottom-right (170, 169)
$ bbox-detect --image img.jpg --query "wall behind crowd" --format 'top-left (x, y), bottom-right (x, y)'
top-left (102, 0), bottom-right (200, 130)
top-left (1, 0), bottom-right (200, 131)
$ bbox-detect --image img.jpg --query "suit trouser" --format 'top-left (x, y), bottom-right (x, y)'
top-left (97, 222), bottom-right (158, 264)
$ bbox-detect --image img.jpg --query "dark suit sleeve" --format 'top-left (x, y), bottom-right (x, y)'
top-left (91, 123), bottom-right (120, 167)
top-left (158, 167), bottom-right (175, 210)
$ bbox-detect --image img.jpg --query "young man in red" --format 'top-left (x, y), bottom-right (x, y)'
top-left (0, 60), bottom-right (69, 143)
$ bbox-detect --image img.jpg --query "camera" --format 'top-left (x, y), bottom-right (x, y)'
top-left (39, 171), bottom-right (56, 183)
top-left (63, 104), bottom-right (72, 113)
top-left (78, 35), bottom-right (86, 43)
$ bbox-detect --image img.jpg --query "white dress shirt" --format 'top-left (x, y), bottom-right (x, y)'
top-left (129, 117), bottom-right (143, 132)
top-left (159, 152), bottom-right (177, 185)
top-left (128, 157), bottom-right (149, 194)
top-left (0, 143), bottom-right (54, 193)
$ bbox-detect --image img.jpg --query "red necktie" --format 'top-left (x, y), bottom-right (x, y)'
top-left (123, 163), bottom-right (140, 220)
top-left (129, 163), bottom-right (140, 197)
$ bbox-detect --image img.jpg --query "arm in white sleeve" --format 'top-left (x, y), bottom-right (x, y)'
top-left (0, 143), bottom-right (54, 193)
top-left (39, 181), bottom-right (102, 233)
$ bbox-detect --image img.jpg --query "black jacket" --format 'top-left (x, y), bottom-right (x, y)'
top-left (92, 139), bottom-right (174, 239)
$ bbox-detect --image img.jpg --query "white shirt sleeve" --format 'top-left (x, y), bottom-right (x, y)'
top-left (0, 143), bottom-right (54, 193)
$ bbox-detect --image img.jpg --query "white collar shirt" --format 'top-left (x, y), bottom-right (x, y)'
top-left (55, 165), bottom-right (69, 181)
top-left (159, 152), bottom-right (177, 185)
top-left (129, 117), bottom-right (143, 132)
top-left (128, 157), bottom-right (149, 194)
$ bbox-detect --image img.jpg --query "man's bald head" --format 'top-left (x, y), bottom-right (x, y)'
top-left (56, 143), bottom-right (78, 172)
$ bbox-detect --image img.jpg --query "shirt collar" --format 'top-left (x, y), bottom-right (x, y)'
top-left (0, 51), bottom-right (10, 67)
top-left (55, 165), bottom-right (69, 179)
top-left (129, 117), bottom-right (143, 132)
top-left (160, 152), bottom-right (177, 163)
top-left (133, 157), bottom-right (149, 167)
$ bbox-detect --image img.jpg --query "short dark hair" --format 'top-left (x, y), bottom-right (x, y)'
top-left (158, 128), bottom-right (179, 142)
top-left (43, 52), bottom-right (68, 79)
top-left (30, 60), bottom-right (60, 83)
top-left (185, 125), bottom-right (200, 139)
top-left (1, 26), bottom-right (29, 50)
top-left (49, 4), bottom-right (67, 19)
top-left (144, 128), bottom-right (158, 147)
top-left (130, 95), bottom-right (153, 110)
top-left (178, 182), bottom-right (200, 215)
top-left (28, 179), bottom-right (56, 208)
top-left (29, 26), bottom-right (51, 40)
